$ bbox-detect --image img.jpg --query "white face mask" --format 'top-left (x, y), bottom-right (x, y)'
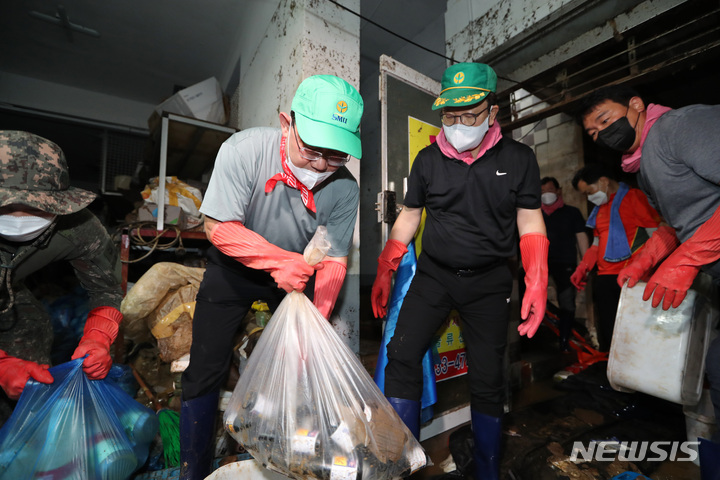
top-left (541, 192), bottom-right (558, 205)
top-left (587, 189), bottom-right (608, 206)
top-left (0, 214), bottom-right (55, 242)
top-left (286, 145), bottom-right (334, 190)
top-left (443, 116), bottom-right (490, 153)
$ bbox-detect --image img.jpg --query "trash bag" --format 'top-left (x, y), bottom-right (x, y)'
top-left (0, 358), bottom-right (158, 480)
top-left (141, 176), bottom-right (203, 218)
top-left (223, 228), bottom-right (427, 479)
top-left (121, 262), bottom-right (205, 347)
top-left (448, 424), bottom-right (474, 477)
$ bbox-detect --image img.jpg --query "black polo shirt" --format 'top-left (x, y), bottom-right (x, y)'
top-left (405, 137), bottom-right (541, 269)
top-left (543, 205), bottom-right (586, 264)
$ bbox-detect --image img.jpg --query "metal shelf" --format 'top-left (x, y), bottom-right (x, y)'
top-left (154, 113), bottom-right (236, 230)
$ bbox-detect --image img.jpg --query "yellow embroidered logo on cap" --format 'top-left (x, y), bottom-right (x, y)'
top-left (453, 92), bottom-right (486, 104)
top-left (453, 72), bottom-right (465, 84)
top-left (336, 101), bottom-right (348, 113)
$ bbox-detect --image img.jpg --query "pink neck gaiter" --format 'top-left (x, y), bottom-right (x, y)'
top-left (436, 122), bottom-right (502, 165)
top-left (621, 103), bottom-right (673, 173)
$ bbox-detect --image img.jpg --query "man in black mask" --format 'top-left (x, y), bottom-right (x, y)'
top-left (578, 85), bottom-right (720, 480)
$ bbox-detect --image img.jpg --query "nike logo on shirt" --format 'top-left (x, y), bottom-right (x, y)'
top-left (496, 170), bottom-right (507, 176)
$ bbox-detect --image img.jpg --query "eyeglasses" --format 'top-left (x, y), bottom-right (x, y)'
top-left (440, 106), bottom-right (489, 127)
top-left (292, 122), bottom-right (350, 167)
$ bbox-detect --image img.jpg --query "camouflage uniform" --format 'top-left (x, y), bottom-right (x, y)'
top-left (0, 131), bottom-right (123, 425)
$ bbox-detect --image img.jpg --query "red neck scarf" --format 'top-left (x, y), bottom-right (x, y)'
top-left (264, 135), bottom-right (316, 212)
top-left (541, 193), bottom-right (565, 216)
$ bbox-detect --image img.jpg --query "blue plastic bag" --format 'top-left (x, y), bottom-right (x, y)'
top-left (0, 358), bottom-right (158, 480)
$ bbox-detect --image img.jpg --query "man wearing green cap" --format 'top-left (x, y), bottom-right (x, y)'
top-left (179, 74), bottom-right (363, 480)
top-left (0, 131), bottom-right (124, 426)
top-left (372, 63), bottom-right (548, 480)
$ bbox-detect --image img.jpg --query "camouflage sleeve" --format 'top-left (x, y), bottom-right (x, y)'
top-left (53, 210), bottom-right (124, 311)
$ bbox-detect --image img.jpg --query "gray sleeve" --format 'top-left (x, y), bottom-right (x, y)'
top-left (325, 181), bottom-right (359, 257)
top-left (200, 137), bottom-right (257, 222)
top-left (663, 106), bottom-right (720, 184)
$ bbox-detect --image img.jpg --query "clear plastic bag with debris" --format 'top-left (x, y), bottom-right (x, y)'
top-left (223, 227), bottom-right (427, 479)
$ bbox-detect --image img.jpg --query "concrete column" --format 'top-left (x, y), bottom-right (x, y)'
top-left (233, 0), bottom-right (362, 353)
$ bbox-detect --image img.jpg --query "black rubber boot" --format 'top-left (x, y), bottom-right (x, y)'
top-left (386, 396), bottom-right (420, 439)
top-left (179, 390), bottom-right (219, 480)
top-left (471, 410), bottom-right (502, 480)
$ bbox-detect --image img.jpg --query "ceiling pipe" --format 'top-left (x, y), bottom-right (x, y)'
top-left (28, 5), bottom-right (101, 42)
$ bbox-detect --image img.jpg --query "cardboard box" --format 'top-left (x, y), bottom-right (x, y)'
top-left (137, 202), bottom-right (186, 229)
top-left (152, 77), bottom-right (227, 125)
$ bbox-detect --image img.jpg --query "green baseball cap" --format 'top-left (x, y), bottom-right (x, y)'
top-left (291, 75), bottom-right (364, 159)
top-left (432, 63), bottom-right (497, 110)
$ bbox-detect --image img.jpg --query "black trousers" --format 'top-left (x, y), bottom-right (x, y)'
top-left (384, 253), bottom-right (512, 418)
top-left (519, 262), bottom-right (576, 338)
top-left (592, 274), bottom-right (621, 352)
top-left (550, 263), bottom-right (577, 343)
top-left (181, 246), bottom-right (310, 400)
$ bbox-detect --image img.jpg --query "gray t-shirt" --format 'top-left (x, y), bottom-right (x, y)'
top-left (200, 127), bottom-right (359, 257)
top-left (638, 104), bottom-right (720, 277)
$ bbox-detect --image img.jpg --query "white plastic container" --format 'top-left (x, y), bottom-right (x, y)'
top-left (607, 273), bottom-right (718, 405)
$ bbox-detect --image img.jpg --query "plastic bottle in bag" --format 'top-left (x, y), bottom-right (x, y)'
top-left (119, 408), bottom-right (158, 445)
top-left (226, 391), bottom-right (271, 438)
top-left (310, 452), bottom-right (363, 480)
top-left (291, 428), bottom-right (322, 457)
top-left (118, 407), bottom-right (158, 467)
top-left (35, 396), bottom-right (83, 478)
top-left (95, 435), bottom-right (137, 480)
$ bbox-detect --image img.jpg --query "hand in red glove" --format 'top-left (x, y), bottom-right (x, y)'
top-left (643, 207), bottom-right (720, 310)
top-left (571, 244), bottom-right (599, 291)
top-left (313, 260), bottom-right (347, 319)
top-left (71, 306), bottom-right (123, 379)
top-left (0, 350), bottom-right (53, 400)
top-left (208, 220), bottom-right (321, 292)
top-left (268, 254), bottom-right (323, 293)
top-left (617, 225), bottom-right (679, 288)
top-left (371, 239), bottom-right (408, 318)
top-left (518, 233), bottom-right (549, 338)
top-left (644, 263), bottom-right (699, 310)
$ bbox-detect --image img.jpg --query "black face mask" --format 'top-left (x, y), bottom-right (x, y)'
top-left (595, 107), bottom-right (638, 152)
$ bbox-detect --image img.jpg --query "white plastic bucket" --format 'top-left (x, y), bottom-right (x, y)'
top-left (607, 273), bottom-right (718, 405)
top-left (204, 458), bottom-right (289, 480)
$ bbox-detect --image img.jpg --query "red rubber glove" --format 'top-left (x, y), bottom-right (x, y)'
top-left (571, 244), bottom-right (599, 291)
top-left (371, 239), bottom-right (408, 318)
top-left (72, 306), bottom-right (123, 379)
top-left (617, 225), bottom-right (679, 288)
top-left (209, 220), bottom-right (321, 293)
top-left (643, 207), bottom-right (720, 310)
top-left (518, 233), bottom-right (549, 338)
top-left (313, 260), bottom-right (347, 319)
top-left (0, 350), bottom-right (54, 400)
